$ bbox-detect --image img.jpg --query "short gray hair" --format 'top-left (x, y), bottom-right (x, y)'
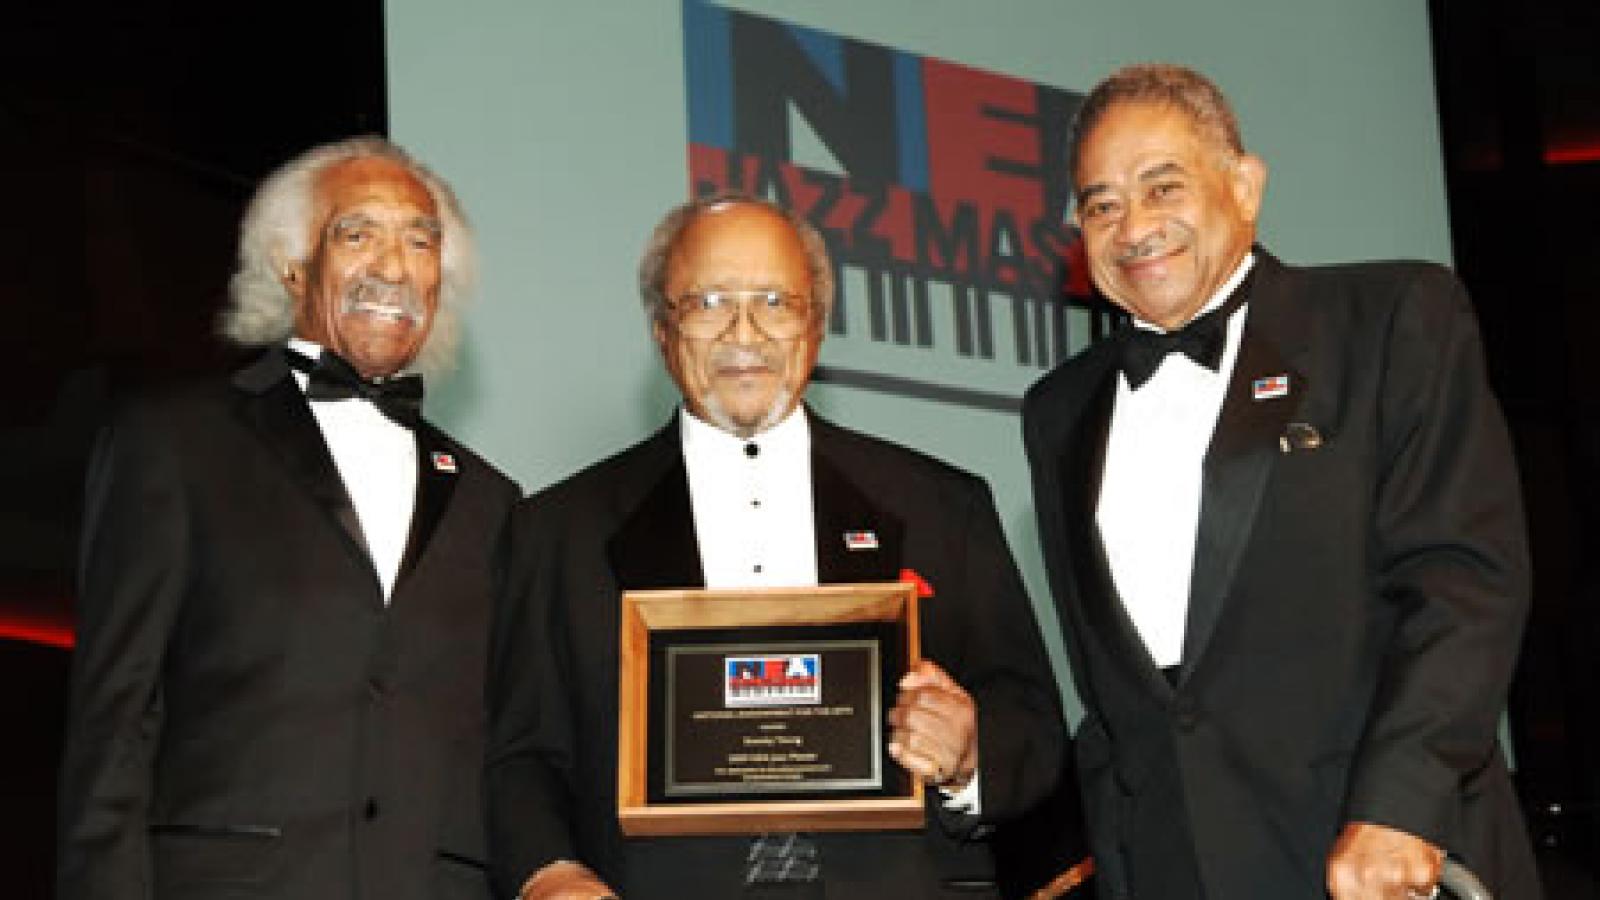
top-left (636, 191), bottom-right (834, 327)
top-left (1068, 63), bottom-right (1246, 190)
top-left (220, 136), bottom-right (477, 377)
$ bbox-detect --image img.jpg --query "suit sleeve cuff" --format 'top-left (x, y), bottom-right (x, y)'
top-left (938, 768), bottom-right (982, 816)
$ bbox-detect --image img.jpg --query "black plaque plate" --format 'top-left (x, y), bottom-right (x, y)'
top-left (646, 622), bottom-right (908, 805)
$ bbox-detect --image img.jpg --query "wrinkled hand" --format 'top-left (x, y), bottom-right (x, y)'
top-left (1327, 821), bottom-right (1444, 900)
top-left (887, 660), bottom-right (978, 789)
top-left (520, 860), bottom-right (618, 900)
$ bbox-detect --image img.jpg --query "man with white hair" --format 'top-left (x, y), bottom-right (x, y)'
top-left (58, 136), bottom-right (518, 900)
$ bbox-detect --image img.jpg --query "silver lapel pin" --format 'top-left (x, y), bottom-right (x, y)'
top-left (1279, 422), bottom-right (1322, 454)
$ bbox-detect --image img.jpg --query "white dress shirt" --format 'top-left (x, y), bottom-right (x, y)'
top-left (679, 405), bottom-right (982, 811)
top-left (288, 338), bottom-right (418, 603)
top-left (682, 406), bottom-right (818, 589)
top-left (1096, 253), bottom-right (1255, 667)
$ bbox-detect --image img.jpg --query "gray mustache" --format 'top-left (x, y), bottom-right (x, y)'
top-left (340, 276), bottom-right (426, 324)
top-left (712, 347), bottom-right (778, 369)
top-left (1117, 232), bottom-right (1174, 262)
top-left (1114, 220), bottom-right (1196, 264)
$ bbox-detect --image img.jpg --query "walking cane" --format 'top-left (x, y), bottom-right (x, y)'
top-left (1436, 858), bottom-right (1494, 900)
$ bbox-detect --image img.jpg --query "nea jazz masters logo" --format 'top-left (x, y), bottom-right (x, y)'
top-left (725, 654), bottom-right (822, 708)
top-left (681, 0), bottom-right (1111, 413)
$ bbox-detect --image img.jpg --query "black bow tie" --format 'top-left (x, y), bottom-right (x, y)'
top-left (285, 349), bottom-right (424, 429)
top-left (1117, 278), bottom-right (1252, 390)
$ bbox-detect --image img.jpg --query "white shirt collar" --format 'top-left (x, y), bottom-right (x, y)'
top-left (286, 337), bottom-right (325, 389)
top-left (679, 403), bottom-right (810, 465)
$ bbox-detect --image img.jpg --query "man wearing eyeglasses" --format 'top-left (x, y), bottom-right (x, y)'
top-left (486, 193), bottom-right (1071, 899)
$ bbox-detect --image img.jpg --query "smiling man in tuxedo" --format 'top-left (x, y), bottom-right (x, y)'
top-left (486, 193), bottom-right (1068, 899)
top-left (58, 137), bottom-right (518, 899)
top-left (1022, 64), bottom-right (1540, 899)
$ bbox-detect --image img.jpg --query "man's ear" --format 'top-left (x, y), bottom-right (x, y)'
top-left (279, 257), bottom-right (309, 303)
top-left (1230, 153), bottom-right (1269, 224)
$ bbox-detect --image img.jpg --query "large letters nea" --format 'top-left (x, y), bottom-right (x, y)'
top-left (682, 0), bottom-right (1112, 412)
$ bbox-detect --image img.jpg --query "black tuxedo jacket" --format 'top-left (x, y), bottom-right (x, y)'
top-left (486, 412), bottom-right (1064, 899)
top-left (58, 349), bottom-right (519, 900)
top-left (1023, 252), bottom-right (1541, 899)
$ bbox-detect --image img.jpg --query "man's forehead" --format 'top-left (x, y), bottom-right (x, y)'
top-left (686, 201), bottom-right (795, 241)
top-left (668, 206), bottom-right (807, 279)
top-left (1077, 106), bottom-right (1214, 191)
top-left (1083, 102), bottom-right (1208, 157)
top-left (315, 158), bottom-right (436, 217)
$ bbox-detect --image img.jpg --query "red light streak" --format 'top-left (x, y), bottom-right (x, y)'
top-left (0, 617), bottom-right (75, 650)
top-left (1545, 141), bottom-right (1600, 166)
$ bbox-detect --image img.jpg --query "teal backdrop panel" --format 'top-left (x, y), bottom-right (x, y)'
top-left (385, 0), bottom-right (1450, 721)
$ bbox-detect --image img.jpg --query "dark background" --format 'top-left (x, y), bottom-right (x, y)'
top-left (1, 1), bottom-right (387, 894)
top-left (3, 1), bottom-right (1595, 897)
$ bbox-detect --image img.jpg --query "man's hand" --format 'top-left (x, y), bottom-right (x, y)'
top-left (519, 860), bottom-right (618, 900)
top-left (887, 660), bottom-right (978, 789)
top-left (1327, 821), bottom-right (1445, 900)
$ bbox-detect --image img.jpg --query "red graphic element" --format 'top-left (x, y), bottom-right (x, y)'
top-left (728, 658), bottom-right (817, 689)
top-left (921, 58), bottom-right (1045, 287)
top-left (689, 143), bottom-right (757, 195)
top-left (898, 568), bottom-right (934, 599)
top-left (1062, 237), bottom-right (1091, 299)
top-left (690, 145), bottom-right (923, 265)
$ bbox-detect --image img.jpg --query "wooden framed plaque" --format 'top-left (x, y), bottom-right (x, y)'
top-left (617, 582), bottom-right (924, 837)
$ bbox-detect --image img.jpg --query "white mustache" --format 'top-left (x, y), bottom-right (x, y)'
top-left (340, 276), bottom-right (426, 324)
top-left (711, 346), bottom-right (778, 371)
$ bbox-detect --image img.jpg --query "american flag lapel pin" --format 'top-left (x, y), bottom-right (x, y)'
top-left (1252, 374), bottom-right (1290, 401)
top-left (430, 451), bottom-right (458, 474)
top-left (843, 530), bottom-right (878, 551)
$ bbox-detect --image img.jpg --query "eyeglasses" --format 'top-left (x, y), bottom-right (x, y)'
top-left (664, 289), bottom-right (814, 340)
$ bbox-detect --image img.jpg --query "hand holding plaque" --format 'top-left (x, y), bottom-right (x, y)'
top-left (887, 660), bottom-right (978, 790)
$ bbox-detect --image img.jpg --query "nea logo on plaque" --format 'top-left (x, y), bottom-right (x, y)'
top-left (724, 654), bottom-right (821, 707)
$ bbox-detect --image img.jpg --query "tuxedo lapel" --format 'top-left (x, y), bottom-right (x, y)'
top-left (810, 421), bottom-right (903, 583)
top-left (1181, 256), bottom-right (1309, 678)
top-left (606, 423), bottom-right (706, 591)
top-left (231, 350), bottom-right (378, 586)
top-left (397, 427), bottom-right (460, 588)
top-left (1054, 364), bottom-right (1115, 628)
